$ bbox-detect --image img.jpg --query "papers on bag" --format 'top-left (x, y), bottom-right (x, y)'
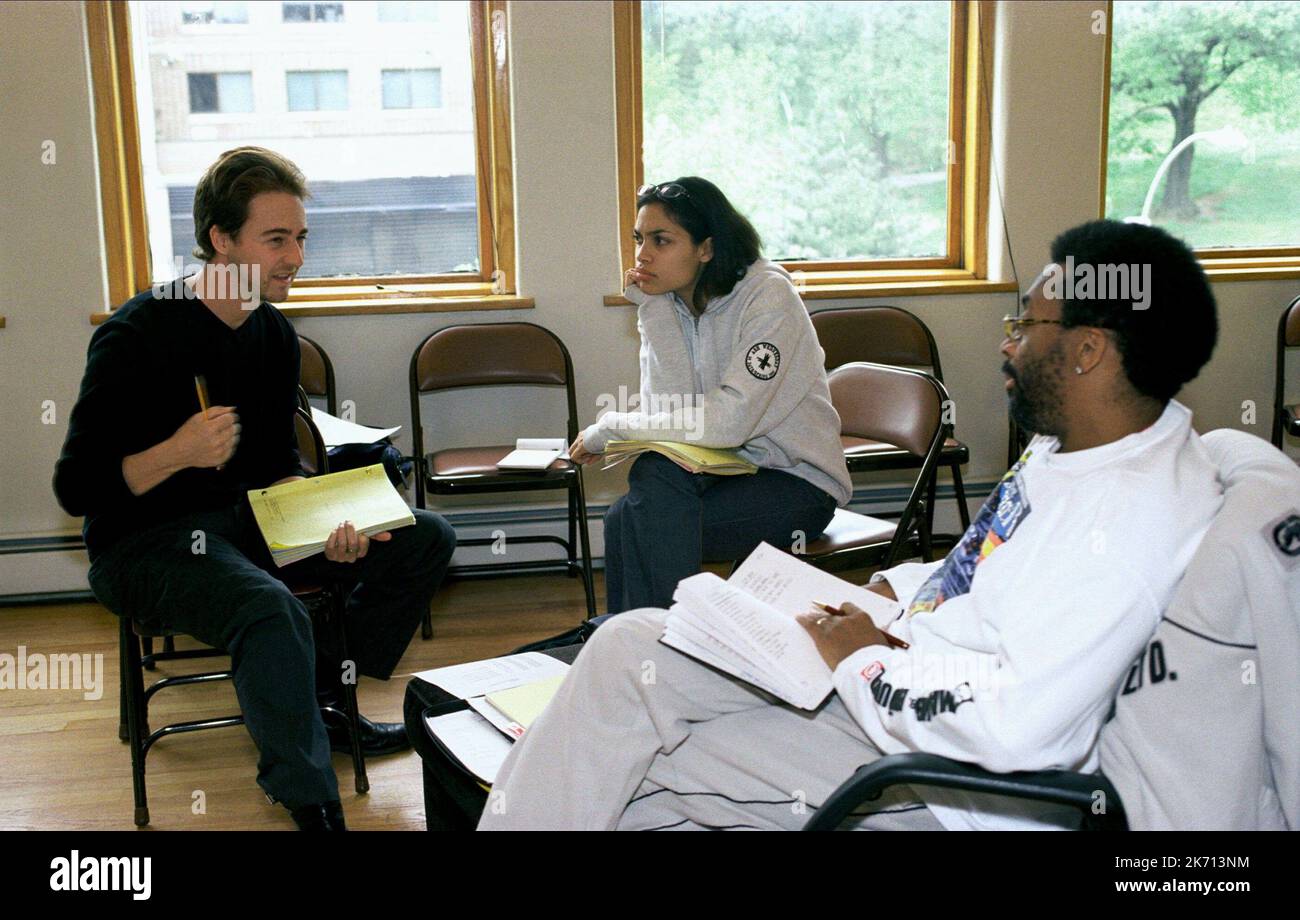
top-left (602, 440), bottom-right (757, 475)
top-left (467, 696), bottom-right (526, 740)
top-left (411, 651), bottom-right (570, 698)
top-left (424, 709), bottom-right (513, 785)
top-left (496, 438), bottom-right (569, 471)
top-left (309, 407), bottom-right (400, 448)
top-left (661, 543), bottom-right (904, 710)
top-left (484, 674), bottom-right (566, 731)
top-left (247, 463), bottom-right (415, 567)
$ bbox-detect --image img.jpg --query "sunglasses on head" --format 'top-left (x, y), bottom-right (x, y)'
top-left (637, 182), bottom-right (694, 204)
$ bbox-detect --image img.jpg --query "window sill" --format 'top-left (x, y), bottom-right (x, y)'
top-left (603, 275), bottom-right (1019, 305)
top-left (1198, 258), bottom-right (1300, 283)
top-left (90, 293), bottom-right (533, 324)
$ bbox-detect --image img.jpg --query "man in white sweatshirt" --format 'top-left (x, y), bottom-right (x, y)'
top-left (478, 220), bottom-right (1223, 831)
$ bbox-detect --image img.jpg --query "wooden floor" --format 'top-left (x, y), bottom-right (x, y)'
top-left (0, 561), bottom-right (878, 831)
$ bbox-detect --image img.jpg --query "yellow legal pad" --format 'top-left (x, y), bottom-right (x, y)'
top-left (247, 464), bottom-right (416, 567)
top-left (602, 440), bottom-right (758, 475)
top-left (483, 674), bottom-right (567, 730)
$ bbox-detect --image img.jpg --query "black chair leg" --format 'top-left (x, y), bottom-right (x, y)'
top-left (566, 487), bottom-right (578, 576)
top-left (923, 469), bottom-right (939, 540)
top-left (575, 473), bottom-right (597, 618)
top-left (118, 628), bottom-right (129, 743)
top-left (421, 607), bottom-right (434, 640)
top-left (121, 618), bottom-right (150, 827)
top-left (141, 636), bottom-right (156, 671)
top-left (918, 500), bottom-right (934, 563)
top-left (328, 592), bottom-right (369, 795)
top-left (949, 462), bottom-right (971, 531)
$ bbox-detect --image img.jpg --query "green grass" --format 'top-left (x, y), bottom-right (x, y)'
top-left (1105, 147), bottom-right (1300, 249)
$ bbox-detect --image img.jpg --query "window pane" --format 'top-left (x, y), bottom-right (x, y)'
top-left (213, 2), bottom-right (248, 24)
top-left (382, 70), bottom-right (412, 108)
top-left (181, 2), bottom-right (215, 25)
top-left (316, 70), bottom-right (349, 110)
top-left (379, 1), bottom-right (437, 22)
top-left (314, 2), bottom-right (344, 22)
top-left (1104, 0), bottom-right (1300, 248)
top-left (286, 71), bottom-right (317, 110)
top-left (187, 72), bottom-right (218, 112)
top-left (641, 0), bottom-right (952, 262)
top-left (410, 69), bottom-right (441, 108)
top-left (283, 3), bottom-right (310, 22)
top-left (134, 1), bottom-right (479, 280)
top-left (217, 72), bottom-right (253, 112)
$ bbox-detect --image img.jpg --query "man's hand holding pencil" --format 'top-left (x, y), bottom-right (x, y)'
top-left (797, 581), bottom-right (908, 671)
top-left (173, 405), bottom-right (240, 469)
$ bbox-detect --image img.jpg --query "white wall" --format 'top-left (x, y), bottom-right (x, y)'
top-left (1, 0), bottom-right (1295, 595)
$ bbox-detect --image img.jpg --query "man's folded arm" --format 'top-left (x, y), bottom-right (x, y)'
top-left (583, 290), bottom-right (813, 452)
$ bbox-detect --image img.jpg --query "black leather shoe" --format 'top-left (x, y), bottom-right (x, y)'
top-left (320, 706), bottom-right (412, 756)
top-left (290, 800), bottom-right (347, 831)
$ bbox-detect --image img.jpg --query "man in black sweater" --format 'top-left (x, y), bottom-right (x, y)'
top-left (54, 147), bottom-right (456, 830)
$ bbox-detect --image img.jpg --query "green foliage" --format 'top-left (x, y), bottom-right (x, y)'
top-left (641, 0), bottom-right (951, 260)
top-left (1107, 0), bottom-right (1300, 239)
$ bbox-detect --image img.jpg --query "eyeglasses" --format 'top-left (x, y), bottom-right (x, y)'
top-left (1002, 315), bottom-right (1067, 341)
top-left (637, 182), bottom-right (694, 204)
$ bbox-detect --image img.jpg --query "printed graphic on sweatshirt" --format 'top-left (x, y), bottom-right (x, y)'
top-left (745, 342), bottom-right (780, 380)
top-left (1267, 512), bottom-right (1300, 571)
top-left (906, 450), bottom-right (1034, 616)
top-left (861, 665), bottom-right (977, 722)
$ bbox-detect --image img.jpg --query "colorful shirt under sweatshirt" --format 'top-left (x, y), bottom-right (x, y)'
top-left (833, 400), bottom-right (1222, 830)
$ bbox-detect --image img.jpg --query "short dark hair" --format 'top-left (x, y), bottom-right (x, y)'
top-left (192, 146), bottom-right (309, 260)
top-left (637, 176), bottom-right (762, 303)
top-left (1049, 219), bottom-right (1217, 402)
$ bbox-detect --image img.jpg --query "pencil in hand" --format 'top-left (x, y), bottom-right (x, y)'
top-left (811, 601), bottom-right (910, 650)
top-left (194, 375), bottom-right (211, 418)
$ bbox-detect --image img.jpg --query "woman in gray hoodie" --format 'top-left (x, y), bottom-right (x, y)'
top-left (570, 178), bottom-right (853, 614)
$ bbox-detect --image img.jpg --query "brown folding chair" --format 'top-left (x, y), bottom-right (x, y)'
top-left (119, 407), bottom-right (368, 827)
top-left (298, 334), bottom-right (338, 416)
top-left (409, 322), bottom-right (596, 639)
top-left (1272, 295), bottom-right (1300, 449)
top-left (809, 307), bottom-right (972, 541)
top-left (795, 362), bottom-right (949, 574)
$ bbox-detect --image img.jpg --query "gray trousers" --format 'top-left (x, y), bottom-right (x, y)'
top-left (478, 608), bottom-right (942, 831)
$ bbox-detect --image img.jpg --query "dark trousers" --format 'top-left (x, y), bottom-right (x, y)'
top-left (88, 503), bottom-right (455, 809)
top-left (602, 453), bottom-right (839, 613)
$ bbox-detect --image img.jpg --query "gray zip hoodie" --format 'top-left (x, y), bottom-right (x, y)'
top-left (583, 259), bottom-right (853, 506)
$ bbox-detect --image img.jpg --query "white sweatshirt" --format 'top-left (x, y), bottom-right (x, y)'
top-left (583, 260), bottom-right (853, 506)
top-left (832, 401), bottom-right (1222, 830)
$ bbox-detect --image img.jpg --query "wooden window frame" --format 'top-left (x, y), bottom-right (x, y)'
top-left (86, 0), bottom-right (529, 322)
top-left (609, 0), bottom-right (1013, 303)
top-left (1097, 0), bottom-right (1300, 283)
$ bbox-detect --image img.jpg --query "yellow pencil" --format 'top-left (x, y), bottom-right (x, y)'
top-left (194, 375), bottom-right (210, 418)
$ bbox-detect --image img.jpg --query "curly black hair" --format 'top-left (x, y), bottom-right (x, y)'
top-left (636, 177), bottom-right (762, 305)
top-left (1049, 220), bottom-right (1217, 402)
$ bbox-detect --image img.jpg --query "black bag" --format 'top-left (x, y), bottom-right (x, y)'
top-left (507, 614), bottom-right (614, 654)
top-left (325, 439), bottom-right (411, 490)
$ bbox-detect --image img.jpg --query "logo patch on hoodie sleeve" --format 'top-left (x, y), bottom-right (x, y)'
top-left (745, 342), bottom-right (780, 380)
top-left (1266, 511), bottom-right (1300, 570)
